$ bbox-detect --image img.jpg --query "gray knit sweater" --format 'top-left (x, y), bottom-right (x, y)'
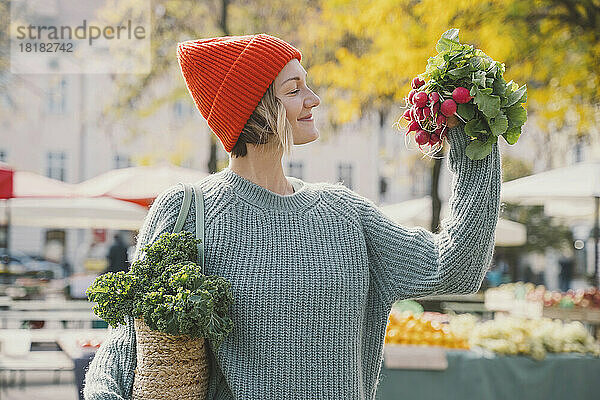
top-left (83, 126), bottom-right (501, 400)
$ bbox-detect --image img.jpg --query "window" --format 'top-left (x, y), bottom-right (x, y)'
top-left (573, 140), bottom-right (584, 163)
top-left (47, 78), bottom-right (67, 114)
top-left (47, 151), bottom-right (67, 181)
top-left (0, 149), bottom-right (6, 163)
top-left (173, 100), bottom-right (195, 118)
top-left (337, 162), bottom-right (353, 190)
top-left (287, 161), bottom-right (304, 179)
top-left (173, 100), bottom-right (184, 118)
top-left (114, 154), bottom-right (132, 169)
top-left (410, 168), bottom-right (430, 197)
top-left (379, 176), bottom-right (388, 197)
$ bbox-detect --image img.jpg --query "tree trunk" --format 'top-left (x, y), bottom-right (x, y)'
top-left (208, 0), bottom-right (231, 174)
top-left (430, 147), bottom-right (444, 233)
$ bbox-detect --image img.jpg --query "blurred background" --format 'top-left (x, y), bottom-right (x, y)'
top-left (0, 0), bottom-right (599, 399)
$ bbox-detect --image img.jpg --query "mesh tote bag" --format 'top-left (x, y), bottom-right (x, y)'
top-left (132, 182), bottom-right (209, 400)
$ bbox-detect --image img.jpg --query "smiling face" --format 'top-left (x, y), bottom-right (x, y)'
top-left (274, 59), bottom-right (321, 145)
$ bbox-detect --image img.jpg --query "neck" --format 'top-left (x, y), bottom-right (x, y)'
top-left (228, 156), bottom-right (293, 196)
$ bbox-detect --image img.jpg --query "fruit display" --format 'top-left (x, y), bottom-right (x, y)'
top-left (386, 309), bottom-right (600, 361)
top-left (469, 314), bottom-right (600, 361)
top-left (542, 288), bottom-right (600, 309)
top-left (385, 310), bottom-right (469, 349)
top-left (486, 282), bottom-right (600, 309)
top-left (395, 28), bottom-right (527, 160)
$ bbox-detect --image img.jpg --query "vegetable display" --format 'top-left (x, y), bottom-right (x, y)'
top-left (386, 310), bottom-right (600, 361)
top-left (467, 314), bottom-right (600, 361)
top-left (398, 28), bottom-right (527, 160)
top-left (86, 231), bottom-right (234, 349)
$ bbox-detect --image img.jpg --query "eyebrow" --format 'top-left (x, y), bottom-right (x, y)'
top-left (281, 72), bottom-right (308, 86)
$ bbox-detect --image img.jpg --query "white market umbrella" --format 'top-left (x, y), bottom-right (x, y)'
top-left (500, 161), bottom-right (600, 285)
top-left (379, 196), bottom-right (526, 247)
top-left (13, 170), bottom-right (77, 197)
top-left (501, 161), bottom-right (600, 204)
top-left (75, 162), bottom-right (209, 208)
top-left (0, 197), bottom-right (147, 230)
top-left (1, 165), bottom-right (78, 254)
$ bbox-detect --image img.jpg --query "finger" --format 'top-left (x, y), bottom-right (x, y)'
top-left (447, 115), bottom-right (459, 128)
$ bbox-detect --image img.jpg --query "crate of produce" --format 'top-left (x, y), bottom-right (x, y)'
top-left (543, 307), bottom-right (586, 321)
top-left (585, 309), bottom-right (600, 323)
top-left (383, 345), bottom-right (451, 370)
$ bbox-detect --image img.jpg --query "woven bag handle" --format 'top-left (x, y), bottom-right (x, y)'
top-left (192, 182), bottom-right (205, 273)
top-left (172, 182), bottom-right (193, 234)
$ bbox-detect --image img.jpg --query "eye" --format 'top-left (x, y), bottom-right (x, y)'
top-left (290, 89), bottom-right (300, 94)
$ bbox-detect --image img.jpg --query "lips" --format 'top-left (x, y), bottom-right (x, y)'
top-left (298, 114), bottom-right (313, 121)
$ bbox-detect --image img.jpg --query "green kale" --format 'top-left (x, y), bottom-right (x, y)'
top-left (86, 231), bottom-right (234, 349)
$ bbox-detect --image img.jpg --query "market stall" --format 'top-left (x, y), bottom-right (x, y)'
top-left (377, 298), bottom-right (600, 400)
top-left (377, 349), bottom-right (600, 400)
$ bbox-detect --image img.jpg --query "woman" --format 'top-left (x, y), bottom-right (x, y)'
top-left (84, 33), bottom-right (501, 400)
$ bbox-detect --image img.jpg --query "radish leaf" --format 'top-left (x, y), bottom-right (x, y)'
top-left (505, 104), bottom-right (527, 128)
top-left (488, 111), bottom-right (509, 136)
top-left (473, 86), bottom-right (501, 118)
top-left (457, 103), bottom-right (476, 120)
top-left (441, 28), bottom-right (460, 42)
top-left (464, 118), bottom-right (487, 136)
top-left (466, 140), bottom-right (493, 160)
top-left (504, 126), bottom-right (522, 145)
top-left (503, 84), bottom-right (528, 107)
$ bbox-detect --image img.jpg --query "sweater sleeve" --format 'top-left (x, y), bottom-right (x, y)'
top-left (83, 185), bottom-right (185, 400)
top-left (83, 317), bottom-right (136, 400)
top-left (342, 125), bottom-right (501, 306)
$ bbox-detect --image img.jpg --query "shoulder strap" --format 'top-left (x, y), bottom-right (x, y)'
top-left (172, 182), bottom-right (193, 234)
top-left (192, 182), bottom-right (205, 272)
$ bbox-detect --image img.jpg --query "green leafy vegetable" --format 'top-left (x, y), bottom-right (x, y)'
top-left (86, 231), bottom-right (234, 349)
top-left (417, 28), bottom-right (528, 160)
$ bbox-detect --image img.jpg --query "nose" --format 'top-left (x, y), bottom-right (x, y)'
top-left (305, 89), bottom-right (320, 109)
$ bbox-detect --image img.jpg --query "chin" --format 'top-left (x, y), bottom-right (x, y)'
top-left (294, 130), bottom-right (319, 145)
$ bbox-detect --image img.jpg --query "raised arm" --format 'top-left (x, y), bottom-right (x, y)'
top-left (83, 185), bottom-right (184, 399)
top-left (341, 125), bottom-right (501, 306)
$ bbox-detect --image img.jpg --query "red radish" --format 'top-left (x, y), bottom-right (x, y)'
top-left (432, 102), bottom-right (440, 114)
top-left (429, 133), bottom-right (440, 145)
top-left (436, 114), bottom-right (446, 127)
top-left (438, 126), bottom-right (448, 140)
top-left (415, 130), bottom-right (429, 145)
top-left (416, 107), bottom-right (425, 120)
top-left (402, 108), bottom-right (412, 120)
top-left (452, 87), bottom-right (472, 104)
top-left (423, 108), bottom-right (431, 119)
top-left (414, 92), bottom-right (428, 108)
top-left (411, 108), bottom-right (419, 121)
top-left (408, 89), bottom-right (417, 104)
top-left (440, 99), bottom-right (457, 117)
top-left (411, 77), bottom-right (425, 89)
top-left (428, 92), bottom-right (440, 104)
top-left (408, 120), bottom-right (420, 132)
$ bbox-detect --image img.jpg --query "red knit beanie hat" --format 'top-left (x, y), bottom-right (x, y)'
top-left (176, 33), bottom-right (302, 153)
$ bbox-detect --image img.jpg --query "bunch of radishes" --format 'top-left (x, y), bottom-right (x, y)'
top-left (401, 76), bottom-right (472, 151)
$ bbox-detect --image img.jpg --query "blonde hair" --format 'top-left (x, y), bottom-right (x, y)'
top-left (230, 81), bottom-right (293, 158)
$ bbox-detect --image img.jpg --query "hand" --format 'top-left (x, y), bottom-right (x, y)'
top-left (446, 114), bottom-right (460, 128)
